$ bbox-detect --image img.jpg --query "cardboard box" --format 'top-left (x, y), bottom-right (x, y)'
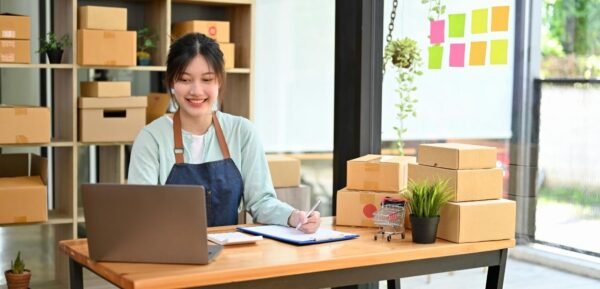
top-left (220, 42), bottom-right (235, 69)
top-left (275, 185), bottom-right (311, 211)
top-left (146, 92), bottom-right (171, 124)
top-left (0, 14), bottom-right (30, 39)
top-left (418, 143), bottom-right (497, 170)
top-left (77, 29), bottom-right (136, 66)
top-left (347, 155), bottom-right (416, 192)
top-left (80, 81), bottom-right (131, 97)
top-left (336, 188), bottom-right (407, 228)
top-left (0, 105), bottom-right (50, 144)
top-left (0, 154), bottom-right (48, 224)
top-left (0, 39), bottom-right (29, 63)
top-left (266, 155), bottom-right (301, 188)
top-left (171, 20), bottom-right (230, 43)
top-left (408, 164), bottom-right (503, 202)
top-left (78, 6), bottom-right (127, 31)
top-left (437, 199), bottom-right (516, 243)
top-left (78, 97), bottom-right (147, 142)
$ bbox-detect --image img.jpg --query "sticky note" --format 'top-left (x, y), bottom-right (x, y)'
top-left (448, 14), bottom-right (466, 38)
top-left (472, 9), bottom-right (488, 34)
top-left (469, 41), bottom-right (487, 66)
top-left (430, 20), bottom-right (445, 44)
top-left (492, 6), bottom-right (510, 31)
top-left (490, 39), bottom-right (508, 65)
top-left (449, 43), bottom-right (465, 67)
top-left (428, 45), bottom-right (443, 69)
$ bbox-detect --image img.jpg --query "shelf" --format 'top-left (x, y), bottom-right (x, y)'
top-left (227, 68), bottom-right (251, 74)
top-left (77, 65), bottom-right (167, 71)
top-left (78, 141), bottom-right (132, 146)
top-left (0, 63), bottom-right (73, 69)
top-left (173, 0), bottom-right (253, 5)
top-left (47, 211), bottom-right (74, 225)
top-left (0, 140), bottom-right (74, 148)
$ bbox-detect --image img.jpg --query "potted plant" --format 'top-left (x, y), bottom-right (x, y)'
top-left (404, 179), bottom-right (453, 244)
top-left (383, 37), bottom-right (423, 156)
top-left (137, 27), bottom-right (157, 66)
top-left (4, 251), bottom-right (31, 289)
top-left (37, 32), bottom-right (71, 64)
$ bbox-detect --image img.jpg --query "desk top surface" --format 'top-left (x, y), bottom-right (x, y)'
top-left (60, 217), bottom-right (515, 289)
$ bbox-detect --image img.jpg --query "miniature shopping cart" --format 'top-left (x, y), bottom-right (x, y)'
top-left (373, 198), bottom-right (406, 242)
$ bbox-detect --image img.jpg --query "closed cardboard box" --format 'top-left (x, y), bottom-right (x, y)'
top-left (347, 155), bottom-right (416, 192)
top-left (78, 6), bottom-right (127, 31)
top-left (77, 29), bottom-right (136, 66)
top-left (0, 14), bottom-right (30, 39)
top-left (0, 39), bottom-right (29, 63)
top-left (220, 42), bottom-right (235, 69)
top-left (172, 20), bottom-right (230, 43)
top-left (437, 199), bottom-right (516, 243)
top-left (80, 81), bottom-right (131, 97)
top-left (336, 188), bottom-right (407, 228)
top-left (78, 97), bottom-right (147, 142)
top-left (418, 143), bottom-right (497, 169)
top-left (408, 163), bottom-right (502, 202)
top-left (146, 92), bottom-right (170, 124)
top-left (0, 105), bottom-right (50, 144)
top-left (0, 154), bottom-right (48, 224)
top-left (266, 155), bottom-right (301, 188)
top-left (275, 185), bottom-right (311, 211)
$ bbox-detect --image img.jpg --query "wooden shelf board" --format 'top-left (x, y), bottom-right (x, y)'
top-left (78, 141), bottom-right (133, 146)
top-left (47, 211), bottom-right (75, 225)
top-left (0, 63), bottom-right (73, 69)
top-left (0, 140), bottom-right (74, 148)
top-left (77, 65), bottom-right (166, 71)
top-left (173, 0), bottom-right (253, 5)
top-left (227, 67), bottom-right (251, 74)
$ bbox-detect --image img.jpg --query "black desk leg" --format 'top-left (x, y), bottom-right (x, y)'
top-left (387, 278), bottom-right (401, 289)
top-left (485, 249), bottom-right (508, 289)
top-left (69, 258), bottom-right (84, 289)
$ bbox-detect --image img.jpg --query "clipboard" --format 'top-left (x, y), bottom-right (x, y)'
top-left (238, 225), bottom-right (359, 245)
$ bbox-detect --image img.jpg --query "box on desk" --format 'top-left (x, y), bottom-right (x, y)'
top-left (347, 154), bottom-right (416, 192)
top-left (0, 105), bottom-right (50, 144)
top-left (336, 188), bottom-right (407, 228)
top-left (275, 185), bottom-right (311, 211)
top-left (0, 14), bottom-right (30, 39)
top-left (266, 155), bottom-right (301, 188)
top-left (417, 143), bottom-right (497, 170)
top-left (80, 81), bottom-right (131, 97)
top-left (437, 199), bottom-right (516, 243)
top-left (78, 6), bottom-right (127, 31)
top-left (0, 39), bottom-right (30, 63)
top-left (0, 154), bottom-right (48, 224)
top-left (78, 97), bottom-right (147, 142)
top-left (408, 164), bottom-right (503, 202)
top-left (77, 29), bottom-right (136, 66)
top-left (171, 20), bottom-right (230, 43)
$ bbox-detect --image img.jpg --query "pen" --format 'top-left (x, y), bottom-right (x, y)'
top-left (296, 199), bottom-right (321, 230)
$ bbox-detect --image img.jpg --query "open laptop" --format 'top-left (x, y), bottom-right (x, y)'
top-left (82, 183), bottom-right (222, 264)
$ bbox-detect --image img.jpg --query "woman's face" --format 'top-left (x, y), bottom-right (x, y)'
top-left (172, 55), bottom-right (220, 119)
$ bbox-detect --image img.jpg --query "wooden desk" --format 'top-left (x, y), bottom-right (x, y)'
top-left (60, 218), bottom-right (514, 289)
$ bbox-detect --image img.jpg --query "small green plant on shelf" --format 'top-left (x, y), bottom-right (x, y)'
top-left (4, 251), bottom-right (32, 289)
top-left (37, 32), bottom-right (71, 64)
top-left (137, 27), bottom-right (157, 66)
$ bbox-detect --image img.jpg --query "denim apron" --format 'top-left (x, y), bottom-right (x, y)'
top-left (165, 110), bottom-right (243, 227)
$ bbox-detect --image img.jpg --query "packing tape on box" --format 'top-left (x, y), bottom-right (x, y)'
top-left (14, 107), bottom-right (28, 115)
top-left (104, 60), bottom-right (117, 66)
top-left (15, 135), bottom-right (28, 143)
top-left (103, 31), bottom-right (116, 39)
top-left (363, 181), bottom-right (379, 190)
top-left (0, 53), bottom-right (15, 62)
top-left (364, 163), bottom-right (380, 172)
top-left (1, 30), bottom-right (16, 38)
top-left (359, 193), bottom-right (376, 204)
top-left (1, 40), bottom-right (16, 48)
top-left (13, 216), bottom-right (27, 223)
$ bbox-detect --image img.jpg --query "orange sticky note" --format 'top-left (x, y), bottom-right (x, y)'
top-left (469, 41), bottom-right (487, 66)
top-left (492, 6), bottom-right (510, 32)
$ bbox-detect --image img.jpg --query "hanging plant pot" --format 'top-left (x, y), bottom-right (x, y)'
top-left (4, 270), bottom-right (31, 289)
top-left (410, 215), bottom-right (440, 244)
top-left (46, 49), bottom-right (64, 64)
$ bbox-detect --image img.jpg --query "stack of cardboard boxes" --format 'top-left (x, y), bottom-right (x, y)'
top-left (409, 143), bottom-right (516, 243)
top-left (78, 81), bottom-right (147, 142)
top-left (336, 155), bottom-right (415, 227)
top-left (77, 6), bottom-right (136, 66)
top-left (172, 20), bottom-right (235, 69)
top-left (266, 155), bottom-right (310, 211)
top-left (0, 13), bottom-right (30, 64)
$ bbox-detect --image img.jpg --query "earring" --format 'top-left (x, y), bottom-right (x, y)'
top-left (170, 88), bottom-right (175, 95)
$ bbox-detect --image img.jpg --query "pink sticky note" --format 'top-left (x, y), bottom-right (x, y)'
top-left (430, 20), bottom-right (445, 44)
top-left (449, 43), bottom-right (466, 67)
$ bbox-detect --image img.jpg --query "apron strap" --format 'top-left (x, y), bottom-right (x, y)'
top-left (172, 110), bottom-right (231, 163)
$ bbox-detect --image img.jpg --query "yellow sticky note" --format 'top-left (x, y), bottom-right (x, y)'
top-left (490, 39), bottom-right (508, 65)
top-left (472, 9), bottom-right (488, 34)
top-left (469, 41), bottom-right (487, 66)
top-left (491, 6), bottom-right (510, 32)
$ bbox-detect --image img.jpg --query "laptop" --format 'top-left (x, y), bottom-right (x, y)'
top-left (82, 183), bottom-right (222, 264)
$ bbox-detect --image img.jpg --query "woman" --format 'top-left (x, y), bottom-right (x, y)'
top-left (128, 33), bottom-right (320, 233)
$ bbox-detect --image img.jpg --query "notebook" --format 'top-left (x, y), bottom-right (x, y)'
top-left (208, 232), bottom-right (263, 245)
top-left (82, 183), bottom-right (222, 264)
top-left (238, 225), bottom-right (359, 245)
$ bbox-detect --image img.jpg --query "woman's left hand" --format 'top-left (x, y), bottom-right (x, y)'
top-left (288, 210), bottom-right (321, 234)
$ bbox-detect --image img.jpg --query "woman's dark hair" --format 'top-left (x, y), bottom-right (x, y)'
top-left (165, 33), bottom-right (226, 100)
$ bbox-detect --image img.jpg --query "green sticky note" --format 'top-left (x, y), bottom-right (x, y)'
top-left (428, 45), bottom-right (443, 69)
top-left (490, 39), bottom-right (508, 65)
top-left (472, 9), bottom-right (488, 34)
top-left (448, 14), bottom-right (466, 38)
